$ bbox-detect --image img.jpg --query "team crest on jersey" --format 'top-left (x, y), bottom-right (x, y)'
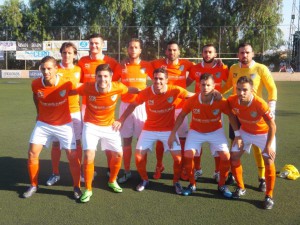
top-left (111, 94), bottom-right (117, 101)
top-left (75, 72), bottom-right (80, 79)
top-left (140, 68), bottom-right (146, 74)
top-left (179, 65), bottom-right (184, 71)
top-left (215, 72), bottom-right (221, 79)
top-left (148, 100), bottom-right (154, 105)
top-left (57, 73), bottom-right (63, 77)
top-left (89, 96), bottom-right (96, 101)
top-left (84, 63), bottom-right (90, 69)
top-left (250, 111), bottom-right (257, 118)
top-left (59, 90), bottom-right (66, 97)
top-left (193, 108), bottom-right (200, 114)
top-left (250, 74), bottom-right (256, 79)
top-left (167, 96), bottom-right (174, 103)
top-left (233, 73), bottom-right (238, 78)
top-left (212, 109), bottom-right (220, 115)
top-left (37, 91), bottom-right (44, 98)
top-left (195, 72), bottom-right (201, 77)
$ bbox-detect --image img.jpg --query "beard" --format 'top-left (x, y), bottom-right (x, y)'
top-left (203, 57), bottom-right (214, 63)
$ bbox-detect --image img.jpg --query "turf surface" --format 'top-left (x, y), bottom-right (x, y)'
top-left (0, 79), bottom-right (299, 225)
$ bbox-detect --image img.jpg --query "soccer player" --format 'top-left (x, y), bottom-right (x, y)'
top-left (23, 56), bottom-right (81, 199)
top-left (227, 76), bottom-right (277, 210)
top-left (222, 43), bottom-right (277, 191)
top-left (169, 73), bottom-right (241, 197)
top-left (151, 40), bottom-right (194, 180)
top-left (113, 38), bottom-right (154, 183)
top-left (46, 42), bottom-right (83, 187)
top-left (187, 44), bottom-right (229, 182)
top-left (114, 68), bottom-right (194, 193)
top-left (78, 33), bottom-right (121, 178)
top-left (76, 64), bottom-right (139, 203)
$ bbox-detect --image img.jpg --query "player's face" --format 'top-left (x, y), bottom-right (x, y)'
top-left (238, 45), bottom-right (254, 65)
top-left (61, 46), bottom-right (76, 65)
top-left (153, 72), bottom-right (168, 92)
top-left (236, 82), bottom-right (253, 103)
top-left (40, 61), bottom-right (57, 81)
top-left (165, 44), bottom-right (180, 61)
top-left (89, 37), bottom-right (103, 54)
top-left (202, 46), bottom-right (217, 63)
top-left (96, 70), bottom-right (112, 90)
top-left (200, 78), bottom-right (215, 96)
top-left (127, 41), bottom-right (142, 59)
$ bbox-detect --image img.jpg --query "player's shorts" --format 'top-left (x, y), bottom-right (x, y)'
top-left (184, 128), bottom-right (229, 157)
top-left (30, 121), bottom-right (76, 150)
top-left (119, 101), bottom-right (146, 138)
top-left (175, 108), bottom-right (188, 138)
top-left (136, 130), bottom-right (181, 152)
top-left (231, 129), bottom-right (276, 158)
top-left (82, 122), bottom-right (122, 152)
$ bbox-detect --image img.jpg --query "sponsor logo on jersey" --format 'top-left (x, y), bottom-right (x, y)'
top-left (233, 73), bottom-right (238, 78)
top-left (60, 90), bottom-right (66, 97)
top-left (215, 72), bottom-right (221, 79)
top-left (111, 94), bottom-right (117, 101)
top-left (84, 63), bottom-right (90, 69)
top-left (37, 91), bottom-right (44, 98)
top-left (193, 108), bottom-right (200, 114)
top-left (179, 65), bottom-right (184, 71)
top-left (148, 100), bottom-right (154, 105)
top-left (250, 111), bottom-right (257, 118)
top-left (167, 96), bottom-right (174, 103)
top-left (250, 74), bottom-right (256, 79)
top-left (89, 96), bottom-right (96, 101)
top-left (140, 68), bottom-right (146, 74)
top-left (212, 109), bottom-right (220, 115)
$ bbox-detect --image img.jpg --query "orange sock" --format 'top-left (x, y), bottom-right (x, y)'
top-left (28, 158), bottom-right (39, 186)
top-left (123, 146), bottom-right (132, 171)
top-left (179, 138), bottom-right (186, 173)
top-left (135, 153), bottom-right (148, 181)
top-left (51, 145), bottom-right (61, 175)
top-left (214, 156), bottom-right (220, 172)
top-left (155, 141), bottom-right (164, 168)
top-left (265, 163), bottom-right (276, 198)
top-left (194, 149), bottom-right (202, 170)
top-left (67, 151), bottom-right (81, 188)
top-left (83, 162), bottom-right (94, 190)
top-left (172, 154), bottom-right (182, 183)
top-left (231, 160), bottom-right (245, 189)
top-left (109, 155), bottom-right (122, 183)
top-left (105, 150), bottom-right (112, 169)
top-left (218, 159), bottom-right (230, 186)
top-left (184, 157), bottom-right (196, 185)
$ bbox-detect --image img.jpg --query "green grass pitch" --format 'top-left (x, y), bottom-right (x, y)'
top-left (0, 79), bottom-right (299, 225)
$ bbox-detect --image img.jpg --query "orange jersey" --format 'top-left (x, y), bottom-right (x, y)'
top-left (151, 58), bottom-right (193, 108)
top-left (32, 76), bottom-right (72, 125)
top-left (78, 55), bottom-right (121, 105)
top-left (135, 84), bottom-right (188, 131)
top-left (227, 94), bottom-right (272, 134)
top-left (57, 64), bottom-right (81, 113)
top-left (77, 81), bottom-right (128, 126)
top-left (182, 94), bottom-right (230, 133)
top-left (189, 62), bottom-right (228, 92)
top-left (113, 60), bottom-right (154, 103)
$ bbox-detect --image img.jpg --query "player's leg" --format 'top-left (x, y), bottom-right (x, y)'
top-left (65, 148), bottom-right (81, 199)
top-left (153, 141), bottom-right (165, 179)
top-left (46, 140), bottom-right (61, 186)
top-left (253, 145), bottom-right (266, 191)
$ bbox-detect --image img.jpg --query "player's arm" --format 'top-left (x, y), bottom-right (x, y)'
top-left (262, 114), bottom-right (276, 161)
top-left (227, 112), bottom-right (243, 149)
top-left (186, 76), bottom-right (194, 87)
top-left (168, 110), bottom-right (187, 149)
top-left (33, 93), bottom-right (39, 115)
top-left (221, 68), bottom-right (233, 95)
top-left (69, 83), bottom-right (83, 95)
top-left (112, 103), bottom-right (139, 131)
top-left (261, 67), bottom-right (277, 116)
top-left (128, 87), bottom-right (141, 94)
top-left (186, 91), bottom-right (195, 98)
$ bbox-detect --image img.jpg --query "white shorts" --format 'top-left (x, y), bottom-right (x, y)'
top-left (231, 129), bottom-right (276, 157)
top-left (136, 130), bottom-right (181, 152)
top-left (185, 128), bottom-right (229, 157)
top-left (175, 108), bottom-right (188, 138)
top-left (119, 101), bottom-right (146, 138)
top-left (30, 121), bottom-right (76, 150)
top-left (82, 122), bottom-right (122, 152)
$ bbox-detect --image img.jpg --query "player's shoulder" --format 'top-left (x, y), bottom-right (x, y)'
top-left (31, 77), bottom-right (42, 87)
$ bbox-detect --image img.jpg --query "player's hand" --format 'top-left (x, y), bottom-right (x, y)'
top-left (168, 133), bottom-right (179, 149)
top-left (232, 136), bottom-right (243, 149)
top-left (262, 146), bottom-right (276, 161)
top-left (112, 120), bottom-right (122, 131)
top-left (120, 57), bottom-right (130, 65)
top-left (216, 59), bottom-right (224, 67)
top-left (212, 90), bottom-right (222, 101)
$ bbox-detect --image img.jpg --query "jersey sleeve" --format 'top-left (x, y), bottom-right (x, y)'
top-left (260, 65), bottom-right (277, 101)
top-left (221, 65), bottom-right (234, 94)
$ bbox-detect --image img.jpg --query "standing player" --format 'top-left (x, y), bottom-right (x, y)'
top-left (151, 40), bottom-right (194, 180)
top-left (114, 68), bottom-right (194, 193)
top-left (168, 73), bottom-right (241, 197)
top-left (78, 33), bottom-right (121, 178)
top-left (46, 42), bottom-right (82, 187)
top-left (222, 43), bottom-right (277, 191)
top-left (187, 44), bottom-right (229, 182)
top-left (113, 38), bottom-right (154, 183)
top-left (228, 76), bottom-right (276, 210)
top-left (23, 56), bottom-right (81, 199)
top-left (76, 64), bottom-right (139, 203)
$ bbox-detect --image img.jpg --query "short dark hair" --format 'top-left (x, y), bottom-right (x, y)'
top-left (89, 33), bottom-right (104, 42)
top-left (95, 64), bottom-right (113, 76)
top-left (200, 73), bottom-right (214, 82)
top-left (128, 38), bottom-right (142, 48)
top-left (153, 68), bottom-right (168, 79)
top-left (40, 56), bottom-right (57, 66)
top-left (167, 40), bottom-right (179, 48)
top-left (238, 43), bottom-right (252, 51)
top-left (237, 76), bottom-right (253, 86)
top-left (202, 44), bottom-right (216, 52)
top-left (60, 42), bottom-right (78, 54)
